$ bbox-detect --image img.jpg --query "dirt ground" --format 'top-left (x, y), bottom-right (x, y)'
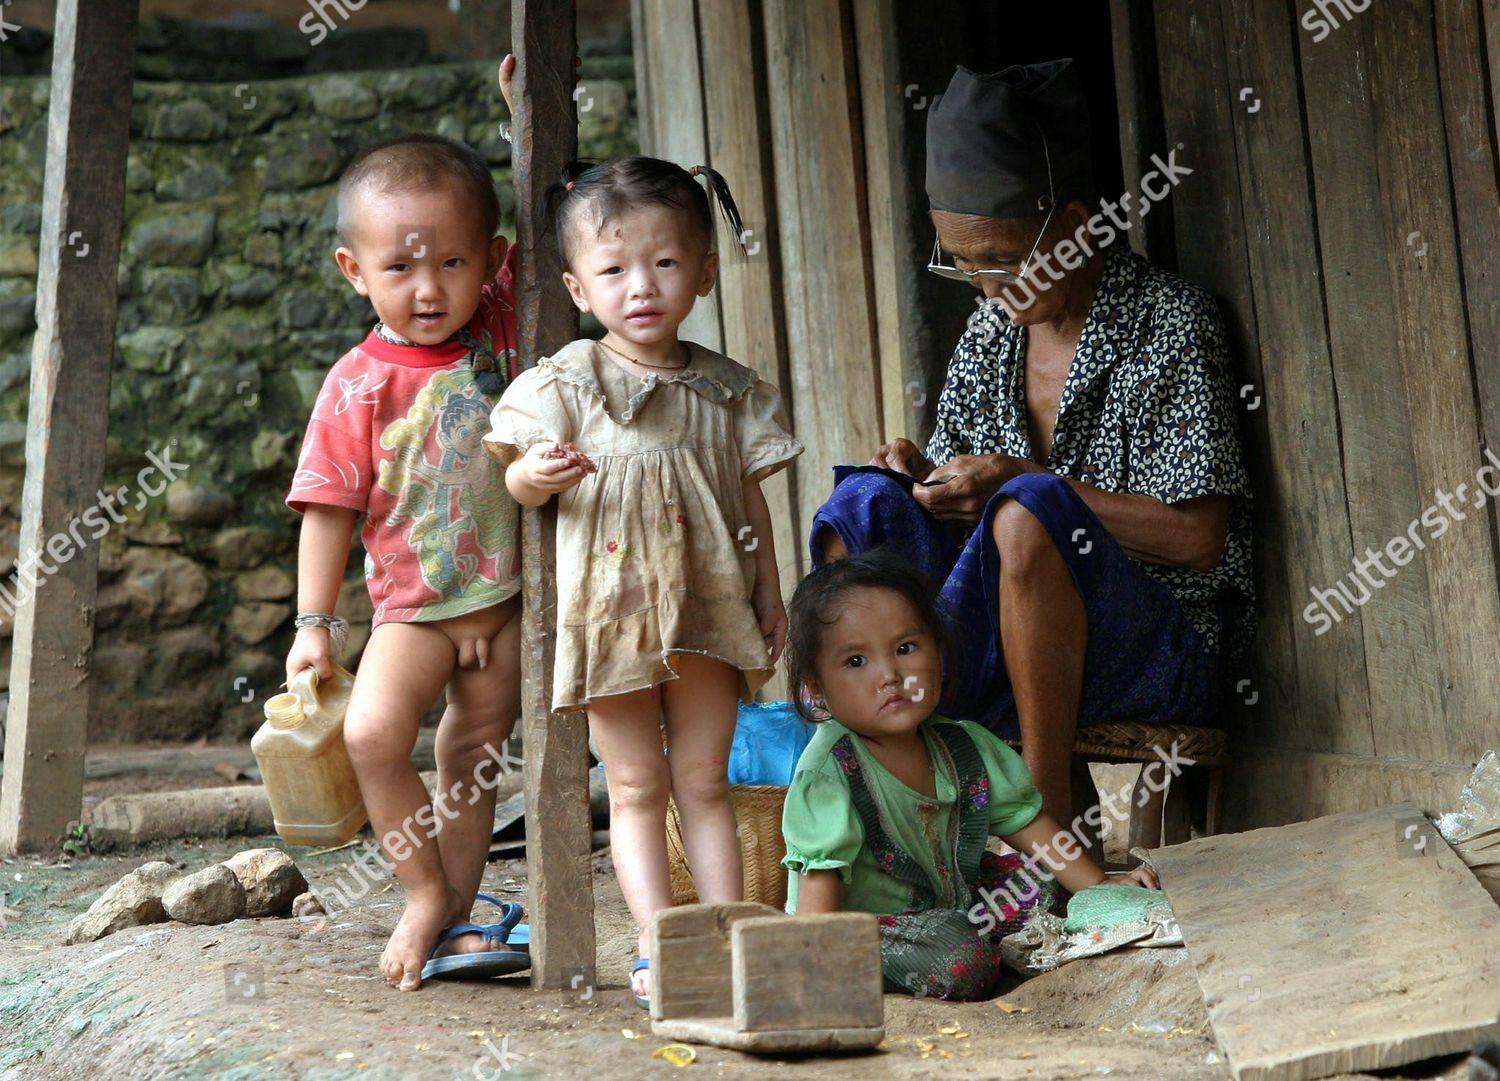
top-left (0, 813), bottom-right (1475, 1080)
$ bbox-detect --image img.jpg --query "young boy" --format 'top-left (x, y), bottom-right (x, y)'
top-left (285, 131), bottom-right (528, 991)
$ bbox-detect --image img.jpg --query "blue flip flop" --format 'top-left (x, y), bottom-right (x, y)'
top-left (631, 957), bottom-right (651, 1010)
top-left (419, 893), bottom-right (531, 981)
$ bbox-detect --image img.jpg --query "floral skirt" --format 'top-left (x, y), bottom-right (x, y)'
top-left (878, 851), bottom-right (1061, 1001)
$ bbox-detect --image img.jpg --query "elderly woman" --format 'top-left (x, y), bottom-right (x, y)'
top-left (810, 61), bottom-right (1253, 840)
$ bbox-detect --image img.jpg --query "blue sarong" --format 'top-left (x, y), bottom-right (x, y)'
top-left (808, 467), bottom-right (1220, 737)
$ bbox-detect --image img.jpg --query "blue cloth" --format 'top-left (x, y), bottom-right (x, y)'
top-left (729, 701), bottom-right (817, 786)
top-left (808, 466), bottom-right (1220, 738)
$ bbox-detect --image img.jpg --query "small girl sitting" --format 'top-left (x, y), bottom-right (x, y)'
top-left (781, 549), bottom-right (1157, 1001)
top-left (484, 156), bottom-right (803, 1009)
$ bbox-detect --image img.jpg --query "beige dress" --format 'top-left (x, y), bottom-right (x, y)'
top-left (484, 339), bottom-right (803, 712)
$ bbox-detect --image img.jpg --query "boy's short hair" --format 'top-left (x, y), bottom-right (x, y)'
top-left (336, 134), bottom-right (500, 246)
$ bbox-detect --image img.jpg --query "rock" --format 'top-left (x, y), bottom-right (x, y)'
top-left (162, 864), bottom-right (246, 925)
top-left (310, 77), bottom-right (379, 121)
top-left (115, 547), bottom-right (210, 626)
top-left (380, 67), bottom-right (459, 110)
top-left (89, 643), bottom-right (148, 692)
top-left (0, 235), bottom-right (38, 277)
top-left (234, 565), bottom-right (294, 602)
top-left (165, 480), bottom-right (237, 526)
top-left (263, 134), bottom-right (343, 191)
top-left (280, 291), bottom-right (331, 330)
top-left (66, 861), bottom-right (180, 944)
top-left (250, 429), bottom-right (296, 472)
top-left (119, 326), bottom-right (186, 373)
top-left (148, 626), bottom-right (221, 684)
top-left (138, 268), bottom-right (204, 324)
top-left (228, 601), bottom-right (289, 645)
top-left (0, 293), bottom-right (36, 334)
top-left (0, 202), bottom-right (40, 235)
top-left (127, 211), bottom-right (217, 267)
top-left (149, 99), bottom-right (227, 142)
top-left (338, 576), bottom-right (374, 625)
top-left (292, 891), bottom-right (325, 918)
top-left (221, 849), bottom-right (308, 917)
top-left (125, 155), bottom-right (156, 193)
top-left (157, 162), bottom-right (231, 202)
top-left (209, 525), bottom-right (284, 570)
top-left (243, 232), bottom-right (281, 268)
top-left (227, 269), bottom-right (278, 306)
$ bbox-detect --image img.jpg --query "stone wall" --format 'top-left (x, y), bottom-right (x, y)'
top-left (0, 58), bottom-right (636, 742)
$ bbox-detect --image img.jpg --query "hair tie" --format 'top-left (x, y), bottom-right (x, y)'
top-left (689, 165), bottom-right (701, 178)
top-left (565, 180), bottom-right (575, 191)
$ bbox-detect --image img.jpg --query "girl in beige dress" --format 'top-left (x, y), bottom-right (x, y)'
top-left (484, 157), bottom-right (802, 1008)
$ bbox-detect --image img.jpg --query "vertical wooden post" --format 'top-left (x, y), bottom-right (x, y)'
top-left (0, 0), bottom-right (139, 855)
top-left (511, 0), bottom-right (594, 992)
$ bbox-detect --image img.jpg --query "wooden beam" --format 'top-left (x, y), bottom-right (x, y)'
top-left (697, 0), bottom-right (797, 697)
top-left (630, 0), bottom-right (723, 352)
top-left (1215, 0), bottom-right (1368, 758)
top-left (511, 0), bottom-right (593, 993)
top-left (0, 0), bottom-right (139, 856)
top-left (764, 0), bottom-right (885, 532)
top-left (852, 0), bottom-right (923, 464)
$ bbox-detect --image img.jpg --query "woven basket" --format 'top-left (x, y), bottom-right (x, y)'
top-left (666, 783), bottom-right (788, 910)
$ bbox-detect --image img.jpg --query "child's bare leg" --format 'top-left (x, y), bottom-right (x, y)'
top-left (344, 622), bottom-right (462, 991)
top-left (662, 655), bottom-right (743, 905)
top-left (588, 686), bottom-right (672, 967)
top-left (432, 597), bottom-right (523, 919)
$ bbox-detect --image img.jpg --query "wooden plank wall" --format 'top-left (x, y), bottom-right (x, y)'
top-left (632, 0), bottom-right (916, 697)
top-left (1124, 0), bottom-right (1500, 825)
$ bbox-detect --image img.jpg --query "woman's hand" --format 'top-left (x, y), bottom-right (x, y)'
top-left (1106, 865), bottom-right (1160, 889)
top-left (868, 437), bottom-right (934, 479)
top-left (911, 453), bottom-right (1041, 523)
top-left (285, 626), bottom-right (334, 687)
top-left (506, 442), bottom-right (589, 506)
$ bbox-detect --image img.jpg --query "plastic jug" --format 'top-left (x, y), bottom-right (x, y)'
top-left (251, 664), bottom-right (368, 846)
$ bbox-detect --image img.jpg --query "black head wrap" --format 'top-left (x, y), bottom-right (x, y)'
top-left (926, 60), bottom-right (1093, 219)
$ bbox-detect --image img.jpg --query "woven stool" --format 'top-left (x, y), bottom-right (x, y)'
top-left (666, 784), bottom-right (789, 910)
top-left (1005, 721), bottom-right (1229, 850)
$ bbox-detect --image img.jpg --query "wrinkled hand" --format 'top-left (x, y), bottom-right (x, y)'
top-left (868, 437), bottom-right (933, 479)
top-left (753, 583), bottom-right (788, 665)
top-left (1106, 865), bottom-right (1160, 889)
top-left (911, 454), bottom-right (1040, 523)
top-left (285, 627), bottom-right (334, 687)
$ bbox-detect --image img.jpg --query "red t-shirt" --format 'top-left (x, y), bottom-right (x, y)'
top-left (287, 249), bottom-right (522, 626)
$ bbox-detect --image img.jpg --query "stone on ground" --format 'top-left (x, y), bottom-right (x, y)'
top-left (292, 891), bottom-right (324, 918)
top-left (221, 848), bottom-right (308, 917)
top-left (162, 864), bottom-right (246, 925)
top-left (65, 861), bottom-right (180, 945)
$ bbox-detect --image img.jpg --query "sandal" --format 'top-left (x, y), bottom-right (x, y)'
top-left (419, 894), bottom-right (531, 981)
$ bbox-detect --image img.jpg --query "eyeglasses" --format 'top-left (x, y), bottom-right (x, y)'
top-left (927, 130), bottom-right (1055, 286)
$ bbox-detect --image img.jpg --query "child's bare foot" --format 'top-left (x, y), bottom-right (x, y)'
top-left (380, 885), bottom-right (464, 991)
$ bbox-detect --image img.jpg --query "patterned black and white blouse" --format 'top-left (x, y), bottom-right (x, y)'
top-left (926, 247), bottom-right (1255, 661)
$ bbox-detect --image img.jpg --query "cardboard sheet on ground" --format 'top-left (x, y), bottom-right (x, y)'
top-left (1153, 802), bottom-right (1500, 1081)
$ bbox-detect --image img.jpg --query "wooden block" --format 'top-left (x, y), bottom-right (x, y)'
top-left (1154, 803), bottom-right (1500, 1081)
top-left (650, 902), bottom-right (776, 1023)
top-left (651, 1017), bottom-right (883, 1055)
top-left (731, 913), bottom-right (882, 1033)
